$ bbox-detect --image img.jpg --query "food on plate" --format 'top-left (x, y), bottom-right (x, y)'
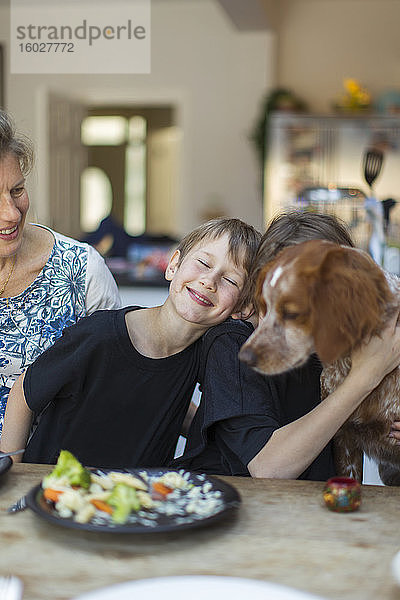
top-left (107, 483), bottom-right (141, 524)
top-left (40, 451), bottom-right (226, 528)
top-left (43, 450), bottom-right (91, 489)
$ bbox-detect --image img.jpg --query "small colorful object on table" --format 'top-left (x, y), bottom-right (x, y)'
top-left (323, 477), bottom-right (361, 512)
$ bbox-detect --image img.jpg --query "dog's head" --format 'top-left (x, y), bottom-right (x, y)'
top-left (239, 239), bottom-right (395, 375)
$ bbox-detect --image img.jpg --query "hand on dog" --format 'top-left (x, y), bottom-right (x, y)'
top-left (349, 310), bottom-right (400, 392)
top-left (389, 421), bottom-right (400, 443)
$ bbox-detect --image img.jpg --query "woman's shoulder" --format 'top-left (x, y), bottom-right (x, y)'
top-left (18, 224), bottom-right (55, 280)
top-left (24, 222), bottom-right (54, 255)
top-left (49, 226), bottom-right (89, 251)
top-left (48, 227), bottom-right (111, 277)
top-left (26, 223), bottom-right (87, 264)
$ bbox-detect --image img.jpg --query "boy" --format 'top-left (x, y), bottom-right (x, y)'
top-left (176, 211), bottom-right (400, 480)
top-left (0, 217), bottom-right (260, 468)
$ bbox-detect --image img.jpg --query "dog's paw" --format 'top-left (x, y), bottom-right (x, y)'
top-left (379, 462), bottom-right (400, 486)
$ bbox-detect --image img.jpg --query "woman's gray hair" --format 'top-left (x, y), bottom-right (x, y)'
top-left (0, 109), bottom-right (34, 175)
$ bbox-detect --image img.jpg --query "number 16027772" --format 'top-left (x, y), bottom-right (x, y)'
top-left (18, 42), bottom-right (74, 52)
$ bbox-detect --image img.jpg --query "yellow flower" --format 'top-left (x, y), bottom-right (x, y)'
top-left (337, 78), bottom-right (371, 110)
top-left (344, 78), bottom-right (361, 95)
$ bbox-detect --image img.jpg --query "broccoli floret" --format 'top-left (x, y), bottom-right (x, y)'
top-left (107, 483), bottom-right (141, 524)
top-left (43, 450), bottom-right (91, 489)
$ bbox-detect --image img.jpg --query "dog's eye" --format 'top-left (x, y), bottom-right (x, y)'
top-left (280, 302), bottom-right (301, 321)
top-left (281, 309), bottom-right (300, 321)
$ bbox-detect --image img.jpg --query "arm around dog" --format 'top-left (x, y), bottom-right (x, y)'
top-left (248, 311), bottom-right (400, 479)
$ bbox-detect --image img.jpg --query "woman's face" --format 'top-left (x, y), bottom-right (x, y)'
top-left (0, 153), bottom-right (29, 258)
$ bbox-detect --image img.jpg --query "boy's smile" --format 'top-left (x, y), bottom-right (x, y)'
top-left (186, 287), bottom-right (214, 307)
top-left (166, 234), bottom-right (246, 327)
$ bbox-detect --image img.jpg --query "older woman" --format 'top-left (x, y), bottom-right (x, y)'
top-left (0, 110), bottom-right (121, 434)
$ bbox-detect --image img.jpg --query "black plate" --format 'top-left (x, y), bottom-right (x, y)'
top-left (25, 468), bottom-right (241, 534)
top-left (0, 454), bottom-right (12, 476)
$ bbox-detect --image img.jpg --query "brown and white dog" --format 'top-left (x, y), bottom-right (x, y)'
top-left (239, 239), bottom-right (400, 485)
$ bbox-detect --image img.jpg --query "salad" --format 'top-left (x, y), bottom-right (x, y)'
top-left (40, 451), bottom-right (226, 528)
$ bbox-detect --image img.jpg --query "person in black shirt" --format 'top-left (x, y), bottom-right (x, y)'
top-left (0, 217), bottom-right (261, 468)
top-left (176, 318), bottom-right (335, 480)
top-left (176, 211), bottom-right (400, 481)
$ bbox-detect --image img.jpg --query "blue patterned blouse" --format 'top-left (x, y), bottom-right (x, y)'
top-left (0, 225), bottom-right (121, 434)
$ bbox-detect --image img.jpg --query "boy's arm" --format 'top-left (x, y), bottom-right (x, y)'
top-left (187, 322), bottom-right (276, 472)
top-left (248, 312), bottom-right (400, 478)
top-left (0, 373), bottom-right (33, 462)
top-left (248, 372), bottom-right (371, 478)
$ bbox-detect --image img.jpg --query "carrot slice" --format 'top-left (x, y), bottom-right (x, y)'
top-left (90, 499), bottom-right (113, 514)
top-left (152, 482), bottom-right (173, 497)
top-left (43, 488), bottom-right (64, 503)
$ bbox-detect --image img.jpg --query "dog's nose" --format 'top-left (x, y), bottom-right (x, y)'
top-left (239, 346), bottom-right (258, 366)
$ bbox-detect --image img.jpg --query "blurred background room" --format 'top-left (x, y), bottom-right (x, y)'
top-left (1, 0), bottom-right (400, 303)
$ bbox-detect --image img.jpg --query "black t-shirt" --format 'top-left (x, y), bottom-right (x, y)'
top-left (23, 307), bottom-right (201, 468)
top-left (174, 319), bottom-right (335, 481)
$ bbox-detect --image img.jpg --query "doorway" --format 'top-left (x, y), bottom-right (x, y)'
top-left (81, 105), bottom-right (177, 238)
top-left (48, 95), bottom-right (182, 240)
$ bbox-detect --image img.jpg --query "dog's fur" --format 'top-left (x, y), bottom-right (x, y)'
top-left (239, 239), bottom-right (400, 484)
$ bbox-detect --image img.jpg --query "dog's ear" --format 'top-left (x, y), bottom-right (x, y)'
top-left (309, 247), bottom-right (393, 364)
top-left (254, 263), bottom-right (271, 316)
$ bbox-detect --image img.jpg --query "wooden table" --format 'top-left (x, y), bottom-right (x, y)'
top-left (1, 464), bottom-right (400, 600)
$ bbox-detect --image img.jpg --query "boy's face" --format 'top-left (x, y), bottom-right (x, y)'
top-left (165, 233), bottom-right (247, 327)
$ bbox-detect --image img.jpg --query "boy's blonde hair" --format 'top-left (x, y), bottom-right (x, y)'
top-left (177, 217), bottom-right (261, 312)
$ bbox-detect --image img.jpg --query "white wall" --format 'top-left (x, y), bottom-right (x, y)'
top-left (0, 0), bottom-right (274, 236)
top-left (276, 0), bottom-right (400, 114)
